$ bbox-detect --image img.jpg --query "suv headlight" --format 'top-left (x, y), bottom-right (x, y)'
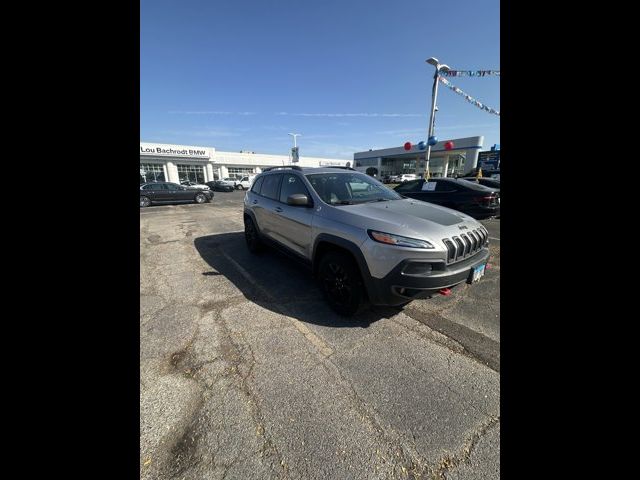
top-left (367, 230), bottom-right (434, 249)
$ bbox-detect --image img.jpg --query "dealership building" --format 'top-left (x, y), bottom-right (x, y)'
top-left (353, 136), bottom-right (484, 178)
top-left (140, 142), bottom-right (350, 184)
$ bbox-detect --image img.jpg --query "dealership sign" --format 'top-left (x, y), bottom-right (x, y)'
top-left (140, 142), bottom-right (211, 159)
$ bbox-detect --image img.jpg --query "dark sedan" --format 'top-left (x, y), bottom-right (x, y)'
top-left (140, 182), bottom-right (214, 207)
top-left (394, 177), bottom-right (499, 219)
top-left (205, 180), bottom-right (234, 192)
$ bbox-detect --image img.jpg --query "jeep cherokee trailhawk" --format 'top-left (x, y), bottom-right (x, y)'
top-left (243, 166), bottom-right (490, 316)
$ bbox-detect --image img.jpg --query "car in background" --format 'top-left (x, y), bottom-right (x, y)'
top-left (398, 174), bottom-right (418, 183)
top-left (394, 177), bottom-right (499, 219)
top-left (221, 177), bottom-right (241, 188)
top-left (460, 177), bottom-right (501, 190)
top-left (181, 181), bottom-right (210, 190)
top-left (236, 175), bottom-right (256, 190)
top-left (205, 180), bottom-right (235, 192)
top-left (140, 182), bottom-right (214, 207)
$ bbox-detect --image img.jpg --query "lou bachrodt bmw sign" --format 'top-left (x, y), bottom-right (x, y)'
top-left (140, 142), bottom-right (211, 158)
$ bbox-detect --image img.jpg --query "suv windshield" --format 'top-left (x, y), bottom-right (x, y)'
top-left (305, 172), bottom-right (402, 205)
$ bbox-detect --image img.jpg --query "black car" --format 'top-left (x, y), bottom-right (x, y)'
top-left (394, 177), bottom-right (499, 219)
top-left (459, 177), bottom-right (501, 190)
top-left (205, 180), bottom-right (234, 192)
top-left (140, 182), bottom-right (214, 207)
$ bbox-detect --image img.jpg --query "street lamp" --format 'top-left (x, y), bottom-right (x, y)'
top-left (288, 132), bottom-right (301, 165)
top-left (424, 57), bottom-right (450, 179)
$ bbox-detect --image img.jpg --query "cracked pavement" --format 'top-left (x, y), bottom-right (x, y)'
top-left (140, 191), bottom-right (500, 479)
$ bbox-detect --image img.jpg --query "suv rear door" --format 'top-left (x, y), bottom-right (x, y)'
top-left (253, 173), bottom-right (283, 238)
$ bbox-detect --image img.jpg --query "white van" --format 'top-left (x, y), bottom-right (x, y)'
top-left (237, 174), bottom-right (257, 190)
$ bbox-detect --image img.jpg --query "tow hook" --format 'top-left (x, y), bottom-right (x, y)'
top-left (439, 288), bottom-right (452, 296)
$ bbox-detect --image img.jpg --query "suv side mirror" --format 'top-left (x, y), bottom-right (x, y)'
top-left (287, 194), bottom-right (311, 206)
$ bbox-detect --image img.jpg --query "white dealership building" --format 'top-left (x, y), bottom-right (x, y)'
top-left (140, 142), bottom-right (349, 184)
top-left (353, 136), bottom-right (485, 178)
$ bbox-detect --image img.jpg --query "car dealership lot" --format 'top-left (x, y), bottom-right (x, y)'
top-left (140, 191), bottom-right (500, 480)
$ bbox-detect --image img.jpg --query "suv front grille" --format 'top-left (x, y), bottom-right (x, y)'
top-left (443, 227), bottom-right (488, 264)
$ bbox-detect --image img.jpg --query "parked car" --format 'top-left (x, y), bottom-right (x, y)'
top-left (236, 175), bottom-right (256, 190)
top-left (140, 182), bottom-right (214, 207)
top-left (460, 177), bottom-right (501, 190)
top-left (398, 174), bottom-right (418, 183)
top-left (394, 177), bottom-right (499, 219)
top-left (180, 181), bottom-right (210, 190)
top-left (244, 166), bottom-right (490, 316)
top-left (205, 180), bottom-right (234, 192)
top-left (221, 177), bottom-right (240, 188)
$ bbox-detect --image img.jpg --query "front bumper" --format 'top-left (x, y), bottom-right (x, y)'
top-left (365, 248), bottom-right (490, 306)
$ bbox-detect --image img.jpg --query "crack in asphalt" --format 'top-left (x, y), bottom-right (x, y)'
top-left (433, 416), bottom-right (500, 479)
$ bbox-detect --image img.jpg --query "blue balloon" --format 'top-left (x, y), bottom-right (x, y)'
top-left (428, 136), bottom-right (438, 146)
top-left (418, 141), bottom-right (426, 150)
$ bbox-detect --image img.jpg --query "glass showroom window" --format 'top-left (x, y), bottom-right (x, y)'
top-left (227, 167), bottom-right (254, 179)
top-left (177, 164), bottom-right (206, 183)
top-left (140, 163), bottom-right (165, 184)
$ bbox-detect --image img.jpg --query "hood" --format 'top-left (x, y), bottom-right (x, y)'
top-left (326, 198), bottom-right (481, 243)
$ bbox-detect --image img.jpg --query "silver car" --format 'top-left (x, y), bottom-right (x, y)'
top-left (243, 166), bottom-right (490, 316)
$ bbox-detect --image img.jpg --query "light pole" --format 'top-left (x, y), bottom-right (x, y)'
top-left (424, 57), bottom-right (450, 179)
top-left (288, 133), bottom-right (301, 164)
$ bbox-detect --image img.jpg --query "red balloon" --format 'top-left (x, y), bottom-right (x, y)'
top-left (444, 141), bottom-right (454, 150)
top-left (404, 142), bottom-right (412, 151)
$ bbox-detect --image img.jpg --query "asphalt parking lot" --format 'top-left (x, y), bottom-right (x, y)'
top-left (140, 189), bottom-right (500, 480)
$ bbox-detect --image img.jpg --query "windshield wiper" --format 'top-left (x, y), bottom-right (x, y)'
top-left (365, 198), bottom-right (390, 203)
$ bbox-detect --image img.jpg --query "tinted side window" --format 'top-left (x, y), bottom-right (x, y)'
top-left (279, 174), bottom-right (311, 203)
top-left (260, 174), bottom-right (282, 200)
top-left (142, 184), bottom-right (155, 190)
top-left (251, 176), bottom-right (264, 194)
top-left (395, 179), bottom-right (422, 192)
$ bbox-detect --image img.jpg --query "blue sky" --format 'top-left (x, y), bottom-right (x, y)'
top-left (141, 0), bottom-right (499, 160)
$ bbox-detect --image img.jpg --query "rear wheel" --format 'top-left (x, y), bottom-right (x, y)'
top-left (140, 196), bottom-right (151, 208)
top-left (195, 193), bottom-right (206, 204)
top-left (318, 251), bottom-right (367, 316)
top-left (238, 184), bottom-right (245, 190)
top-left (244, 216), bottom-right (263, 253)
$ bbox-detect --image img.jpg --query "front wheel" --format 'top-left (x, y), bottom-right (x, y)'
top-left (195, 193), bottom-right (206, 204)
top-left (318, 251), bottom-right (368, 316)
top-left (140, 196), bottom-right (151, 208)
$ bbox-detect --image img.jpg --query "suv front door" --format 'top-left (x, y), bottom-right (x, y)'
top-left (270, 173), bottom-right (315, 258)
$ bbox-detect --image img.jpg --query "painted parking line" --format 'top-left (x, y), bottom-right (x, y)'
top-left (489, 237), bottom-right (500, 241)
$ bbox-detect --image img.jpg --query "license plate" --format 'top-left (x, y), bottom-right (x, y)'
top-left (468, 264), bottom-right (486, 284)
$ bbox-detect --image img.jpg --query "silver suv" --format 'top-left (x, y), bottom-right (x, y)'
top-left (243, 166), bottom-right (490, 316)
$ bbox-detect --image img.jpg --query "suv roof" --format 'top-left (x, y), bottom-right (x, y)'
top-left (260, 166), bottom-right (355, 175)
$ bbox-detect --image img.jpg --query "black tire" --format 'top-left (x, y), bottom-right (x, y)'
top-left (140, 196), bottom-right (151, 208)
top-left (238, 184), bottom-right (245, 190)
top-left (318, 251), bottom-right (368, 316)
top-left (194, 193), bottom-right (206, 204)
top-left (244, 216), bottom-right (263, 253)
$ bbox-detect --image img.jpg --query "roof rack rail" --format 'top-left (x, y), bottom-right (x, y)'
top-left (262, 165), bottom-right (302, 172)
top-left (326, 166), bottom-right (355, 171)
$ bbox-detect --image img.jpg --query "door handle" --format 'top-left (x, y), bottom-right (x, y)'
top-left (275, 207), bottom-right (283, 213)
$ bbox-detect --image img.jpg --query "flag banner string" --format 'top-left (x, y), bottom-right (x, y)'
top-left (438, 77), bottom-right (500, 116)
top-left (440, 70), bottom-right (500, 77)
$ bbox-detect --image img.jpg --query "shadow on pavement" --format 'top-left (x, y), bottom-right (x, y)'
top-left (194, 232), bottom-right (402, 328)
